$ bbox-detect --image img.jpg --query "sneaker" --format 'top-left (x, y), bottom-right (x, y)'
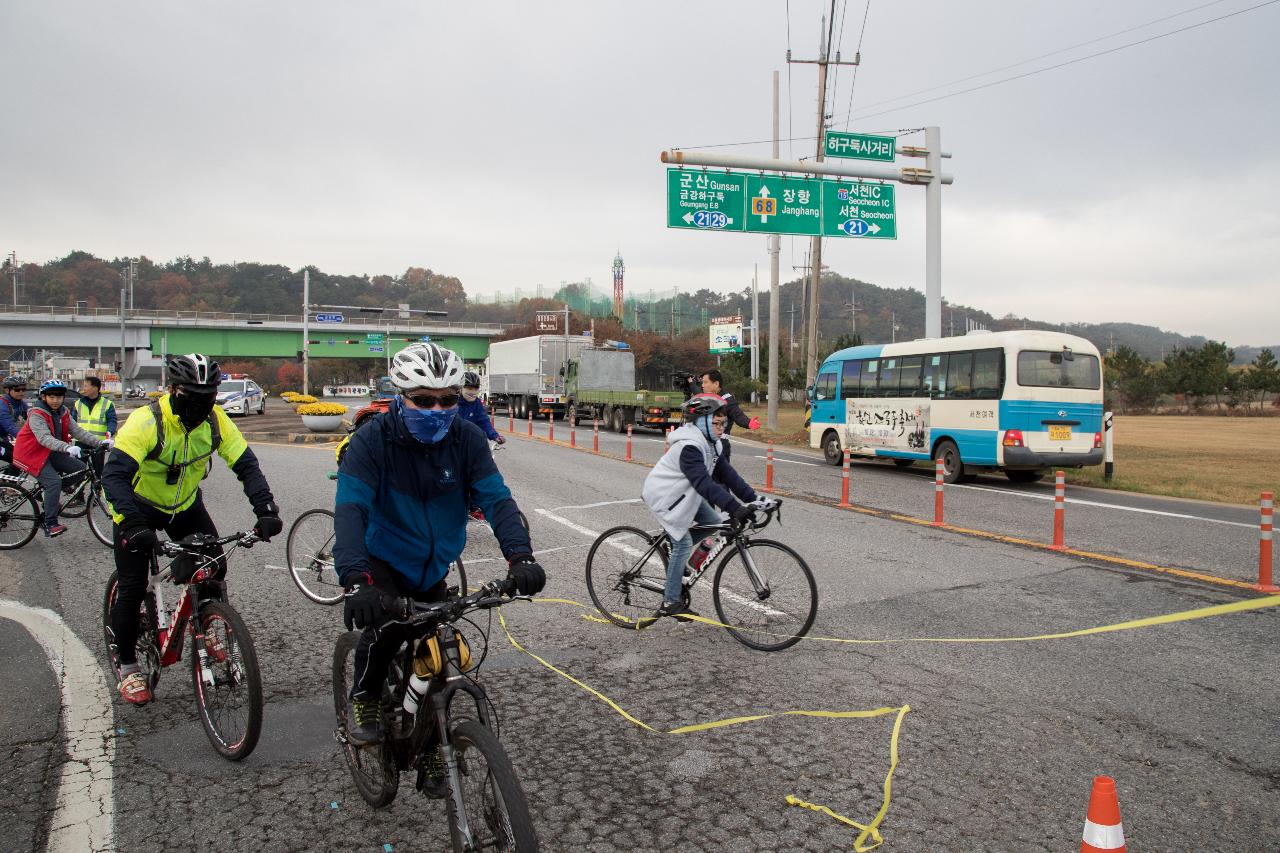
top-left (346, 696), bottom-right (384, 746)
top-left (417, 749), bottom-right (448, 799)
top-left (656, 599), bottom-right (698, 622)
top-left (118, 670), bottom-right (152, 705)
top-left (42, 523), bottom-right (68, 538)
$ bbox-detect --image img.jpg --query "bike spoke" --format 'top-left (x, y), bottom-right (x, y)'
top-left (714, 541), bottom-right (817, 652)
top-left (586, 527), bottom-right (668, 629)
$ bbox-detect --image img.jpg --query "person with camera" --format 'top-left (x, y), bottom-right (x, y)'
top-left (102, 353), bottom-right (281, 705)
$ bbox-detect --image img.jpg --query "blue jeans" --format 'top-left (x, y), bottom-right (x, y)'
top-left (664, 499), bottom-right (723, 603)
top-left (36, 452), bottom-right (86, 525)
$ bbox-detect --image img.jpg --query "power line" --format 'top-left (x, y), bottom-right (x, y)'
top-left (670, 126), bottom-right (921, 153)
top-left (785, 0), bottom-right (795, 160)
top-left (841, 0), bottom-right (873, 131)
top-left (836, 0), bottom-right (1280, 122)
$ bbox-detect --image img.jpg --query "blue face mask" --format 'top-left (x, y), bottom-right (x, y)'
top-left (396, 397), bottom-right (457, 444)
top-left (695, 413), bottom-right (716, 444)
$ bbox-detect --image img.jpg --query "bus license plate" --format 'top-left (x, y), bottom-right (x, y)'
top-left (1048, 425), bottom-right (1072, 441)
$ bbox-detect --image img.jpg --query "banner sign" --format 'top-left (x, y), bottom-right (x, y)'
top-left (709, 316), bottom-right (743, 354)
top-left (535, 311), bottom-right (560, 333)
top-left (844, 400), bottom-right (930, 453)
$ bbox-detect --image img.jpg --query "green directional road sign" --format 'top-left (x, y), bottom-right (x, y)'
top-left (365, 332), bottom-right (384, 343)
top-left (666, 169), bottom-right (746, 232)
top-left (823, 132), bottom-right (896, 162)
top-left (822, 180), bottom-right (897, 239)
top-left (744, 174), bottom-right (822, 236)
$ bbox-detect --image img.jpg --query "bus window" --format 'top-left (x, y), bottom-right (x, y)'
top-left (972, 349), bottom-right (1003, 398)
top-left (814, 370), bottom-right (837, 401)
top-left (861, 359), bottom-right (879, 397)
top-left (840, 360), bottom-right (862, 399)
top-left (923, 354), bottom-right (948, 398)
top-left (898, 356), bottom-right (923, 397)
top-left (946, 352), bottom-right (973, 399)
top-left (878, 358), bottom-right (898, 398)
top-left (1016, 350), bottom-right (1101, 389)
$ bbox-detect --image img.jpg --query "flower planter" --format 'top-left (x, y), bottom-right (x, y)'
top-left (301, 414), bottom-right (344, 433)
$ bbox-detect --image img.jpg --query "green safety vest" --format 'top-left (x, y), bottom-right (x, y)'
top-left (73, 397), bottom-right (114, 437)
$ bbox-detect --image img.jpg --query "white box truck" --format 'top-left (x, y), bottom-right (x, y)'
top-left (486, 334), bottom-right (591, 419)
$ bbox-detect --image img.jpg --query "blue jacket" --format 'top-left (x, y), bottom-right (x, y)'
top-left (458, 396), bottom-right (499, 441)
top-left (0, 394), bottom-right (29, 440)
top-left (334, 407), bottom-right (531, 592)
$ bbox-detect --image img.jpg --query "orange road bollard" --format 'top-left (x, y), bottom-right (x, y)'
top-left (593, 419), bottom-right (600, 453)
top-left (508, 411), bottom-right (514, 433)
top-left (1255, 491), bottom-right (1277, 592)
top-left (570, 420), bottom-right (576, 448)
top-left (838, 448), bottom-right (851, 508)
top-left (548, 418), bottom-right (554, 443)
top-left (626, 424), bottom-right (633, 461)
top-left (527, 416), bottom-right (533, 437)
top-left (763, 443), bottom-right (775, 493)
top-left (932, 458), bottom-right (945, 526)
top-left (1051, 470), bottom-right (1066, 550)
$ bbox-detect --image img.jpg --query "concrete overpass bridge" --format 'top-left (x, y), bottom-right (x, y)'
top-left (0, 303), bottom-right (506, 381)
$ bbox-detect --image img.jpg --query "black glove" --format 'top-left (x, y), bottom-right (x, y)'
top-left (253, 502), bottom-right (282, 541)
top-left (343, 578), bottom-right (384, 631)
top-left (122, 525), bottom-right (158, 553)
top-left (506, 556), bottom-right (546, 596)
top-left (729, 503), bottom-right (754, 524)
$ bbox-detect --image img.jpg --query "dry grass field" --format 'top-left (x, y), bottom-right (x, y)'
top-left (740, 404), bottom-right (1279, 506)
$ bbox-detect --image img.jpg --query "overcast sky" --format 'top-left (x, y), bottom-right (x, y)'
top-left (2, 1), bottom-right (1277, 345)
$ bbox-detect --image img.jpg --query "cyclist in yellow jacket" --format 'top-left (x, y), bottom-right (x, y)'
top-left (101, 353), bottom-right (282, 705)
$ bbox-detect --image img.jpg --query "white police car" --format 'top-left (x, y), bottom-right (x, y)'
top-left (216, 374), bottom-right (266, 416)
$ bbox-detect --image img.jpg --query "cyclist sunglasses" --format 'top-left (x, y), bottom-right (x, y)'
top-left (403, 391), bottom-right (460, 408)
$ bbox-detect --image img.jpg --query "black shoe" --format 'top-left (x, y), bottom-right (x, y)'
top-left (417, 749), bottom-right (448, 799)
top-left (656, 599), bottom-right (697, 622)
top-left (346, 696), bottom-right (384, 746)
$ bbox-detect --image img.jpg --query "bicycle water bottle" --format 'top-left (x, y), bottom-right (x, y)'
top-left (688, 537), bottom-right (715, 572)
top-left (402, 671), bottom-right (431, 715)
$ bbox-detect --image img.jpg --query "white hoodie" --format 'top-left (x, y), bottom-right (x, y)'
top-left (641, 423), bottom-right (722, 538)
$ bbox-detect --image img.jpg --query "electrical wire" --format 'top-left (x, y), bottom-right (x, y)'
top-left (786, 0), bottom-right (795, 160)
top-left (841, 0), bottom-right (872, 131)
top-left (837, 0), bottom-right (1280, 122)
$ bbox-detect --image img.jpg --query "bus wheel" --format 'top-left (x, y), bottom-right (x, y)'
top-left (1005, 469), bottom-right (1043, 483)
top-left (933, 440), bottom-right (969, 484)
top-left (821, 431), bottom-right (843, 466)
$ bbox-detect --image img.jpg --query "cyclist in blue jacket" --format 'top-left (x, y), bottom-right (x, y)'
top-left (458, 370), bottom-right (502, 444)
top-left (0, 375), bottom-right (30, 441)
top-left (333, 343), bottom-right (543, 750)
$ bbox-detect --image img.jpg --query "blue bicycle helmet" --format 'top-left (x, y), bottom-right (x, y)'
top-left (39, 379), bottom-right (68, 394)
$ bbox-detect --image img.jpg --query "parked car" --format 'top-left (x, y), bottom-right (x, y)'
top-left (216, 374), bottom-right (266, 416)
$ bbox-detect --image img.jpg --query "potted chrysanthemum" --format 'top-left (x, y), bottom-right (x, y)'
top-left (297, 401), bottom-right (347, 432)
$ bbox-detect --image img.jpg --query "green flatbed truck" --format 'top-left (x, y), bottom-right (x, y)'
top-left (563, 348), bottom-right (684, 432)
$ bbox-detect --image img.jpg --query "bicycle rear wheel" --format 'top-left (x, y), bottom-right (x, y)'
top-left (191, 600), bottom-right (263, 760)
top-left (584, 526), bottom-right (670, 630)
top-left (332, 631), bottom-right (400, 807)
top-left (286, 508), bottom-right (343, 605)
top-left (448, 719), bottom-right (539, 853)
top-left (0, 484), bottom-right (39, 550)
top-left (712, 539), bottom-right (818, 652)
top-left (87, 485), bottom-right (113, 547)
top-left (102, 570), bottom-right (161, 690)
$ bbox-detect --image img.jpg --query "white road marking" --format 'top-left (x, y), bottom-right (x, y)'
top-left (548, 498), bottom-right (643, 512)
top-left (751, 454), bottom-right (820, 467)
top-left (716, 586), bottom-right (788, 617)
top-left (462, 545), bottom-right (575, 565)
top-left (952, 482), bottom-right (1256, 528)
top-left (0, 599), bottom-right (115, 853)
top-left (535, 509), bottom-right (651, 559)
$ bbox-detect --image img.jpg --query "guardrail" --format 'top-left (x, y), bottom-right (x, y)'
top-left (0, 303), bottom-right (512, 333)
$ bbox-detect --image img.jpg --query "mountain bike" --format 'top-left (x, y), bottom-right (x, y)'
top-left (333, 578), bottom-right (539, 851)
top-left (0, 446), bottom-right (114, 549)
top-left (584, 499), bottom-right (818, 651)
top-left (102, 531), bottom-right (265, 760)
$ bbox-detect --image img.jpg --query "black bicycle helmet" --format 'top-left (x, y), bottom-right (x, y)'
top-left (462, 370), bottom-right (481, 388)
top-left (682, 393), bottom-right (726, 421)
top-left (2, 375), bottom-right (27, 389)
top-left (167, 353), bottom-right (221, 391)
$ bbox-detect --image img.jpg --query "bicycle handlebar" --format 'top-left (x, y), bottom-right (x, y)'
top-left (157, 530), bottom-right (260, 558)
top-left (392, 577), bottom-right (522, 625)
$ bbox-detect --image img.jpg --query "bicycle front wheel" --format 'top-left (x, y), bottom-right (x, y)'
top-left (448, 719), bottom-right (539, 853)
top-left (584, 526), bottom-right (669, 630)
top-left (712, 539), bottom-right (818, 652)
top-left (332, 631), bottom-right (400, 808)
top-left (449, 557), bottom-right (468, 597)
top-left (286, 508), bottom-right (343, 605)
top-left (0, 484), bottom-right (39, 550)
top-left (191, 600), bottom-right (263, 760)
top-left (87, 485), bottom-right (114, 547)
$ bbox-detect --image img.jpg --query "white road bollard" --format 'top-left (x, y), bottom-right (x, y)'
top-left (1104, 411), bottom-right (1114, 482)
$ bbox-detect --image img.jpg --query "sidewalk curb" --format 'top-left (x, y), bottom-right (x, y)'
top-left (242, 432), bottom-right (345, 444)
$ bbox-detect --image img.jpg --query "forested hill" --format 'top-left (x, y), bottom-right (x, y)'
top-left (3, 251), bottom-right (1272, 364)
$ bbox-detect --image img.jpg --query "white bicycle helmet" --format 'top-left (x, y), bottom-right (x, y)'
top-left (388, 343), bottom-right (466, 390)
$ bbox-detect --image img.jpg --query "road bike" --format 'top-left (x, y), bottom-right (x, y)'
top-left (102, 531), bottom-right (265, 760)
top-left (584, 500), bottom-right (818, 651)
top-left (0, 447), bottom-right (114, 549)
top-left (333, 578), bottom-right (539, 851)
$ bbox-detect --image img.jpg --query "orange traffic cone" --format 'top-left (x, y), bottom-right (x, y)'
top-left (1080, 775), bottom-right (1126, 852)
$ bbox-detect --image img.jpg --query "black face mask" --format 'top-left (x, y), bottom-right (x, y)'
top-left (171, 390), bottom-right (216, 429)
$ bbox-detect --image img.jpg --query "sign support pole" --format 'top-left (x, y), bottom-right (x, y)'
top-left (302, 269), bottom-right (311, 396)
top-left (767, 72), bottom-right (781, 431)
top-left (924, 126), bottom-right (942, 339)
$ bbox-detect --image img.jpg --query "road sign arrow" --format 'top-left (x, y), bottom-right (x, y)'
top-left (683, 212), bottom-right (694, 224)
top-left (868, 223), bottom-right (881, 234)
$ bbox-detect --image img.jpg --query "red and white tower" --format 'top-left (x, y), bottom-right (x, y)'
top-left (612, 252), bottom-right (624, 320)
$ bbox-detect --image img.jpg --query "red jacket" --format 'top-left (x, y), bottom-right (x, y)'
top-left (13, 406), bottom-right (72, 476)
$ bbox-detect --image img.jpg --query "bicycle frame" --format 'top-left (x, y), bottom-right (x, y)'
top-left (630, 514), bottom-right (777, 601)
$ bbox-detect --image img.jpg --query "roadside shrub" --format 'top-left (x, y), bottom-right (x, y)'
top-left (290, 394), bottom-right (318, 405)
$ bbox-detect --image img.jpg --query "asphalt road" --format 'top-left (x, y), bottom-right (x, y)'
top-left (1, 431), bottom-right (1277, 851)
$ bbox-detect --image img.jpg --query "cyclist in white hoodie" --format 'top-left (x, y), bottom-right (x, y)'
top-left (641, 393), bottom-right (761, 619)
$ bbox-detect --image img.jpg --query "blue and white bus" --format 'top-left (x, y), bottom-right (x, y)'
top-left (809, 329), bottom-right (1104, 483)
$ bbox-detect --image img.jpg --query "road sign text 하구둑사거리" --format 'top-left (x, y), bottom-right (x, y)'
top-left (823, 132), bottom-right (896, 162)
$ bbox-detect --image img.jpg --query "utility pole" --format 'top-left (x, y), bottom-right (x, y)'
top-left (7, 251), bottom-right (17, 306)
top-left (750, 265), bottom-right (760, 402)
top-left (127, 258), bottom-right (138, 310)
top-left (119, 289), bottom-right (126, 380)
top-left (302, 269), bottom-right (311, 396)
top-left (788, 2), bottom-right (858, 384)
top-left (767, 69), bottom-right (782, 431)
